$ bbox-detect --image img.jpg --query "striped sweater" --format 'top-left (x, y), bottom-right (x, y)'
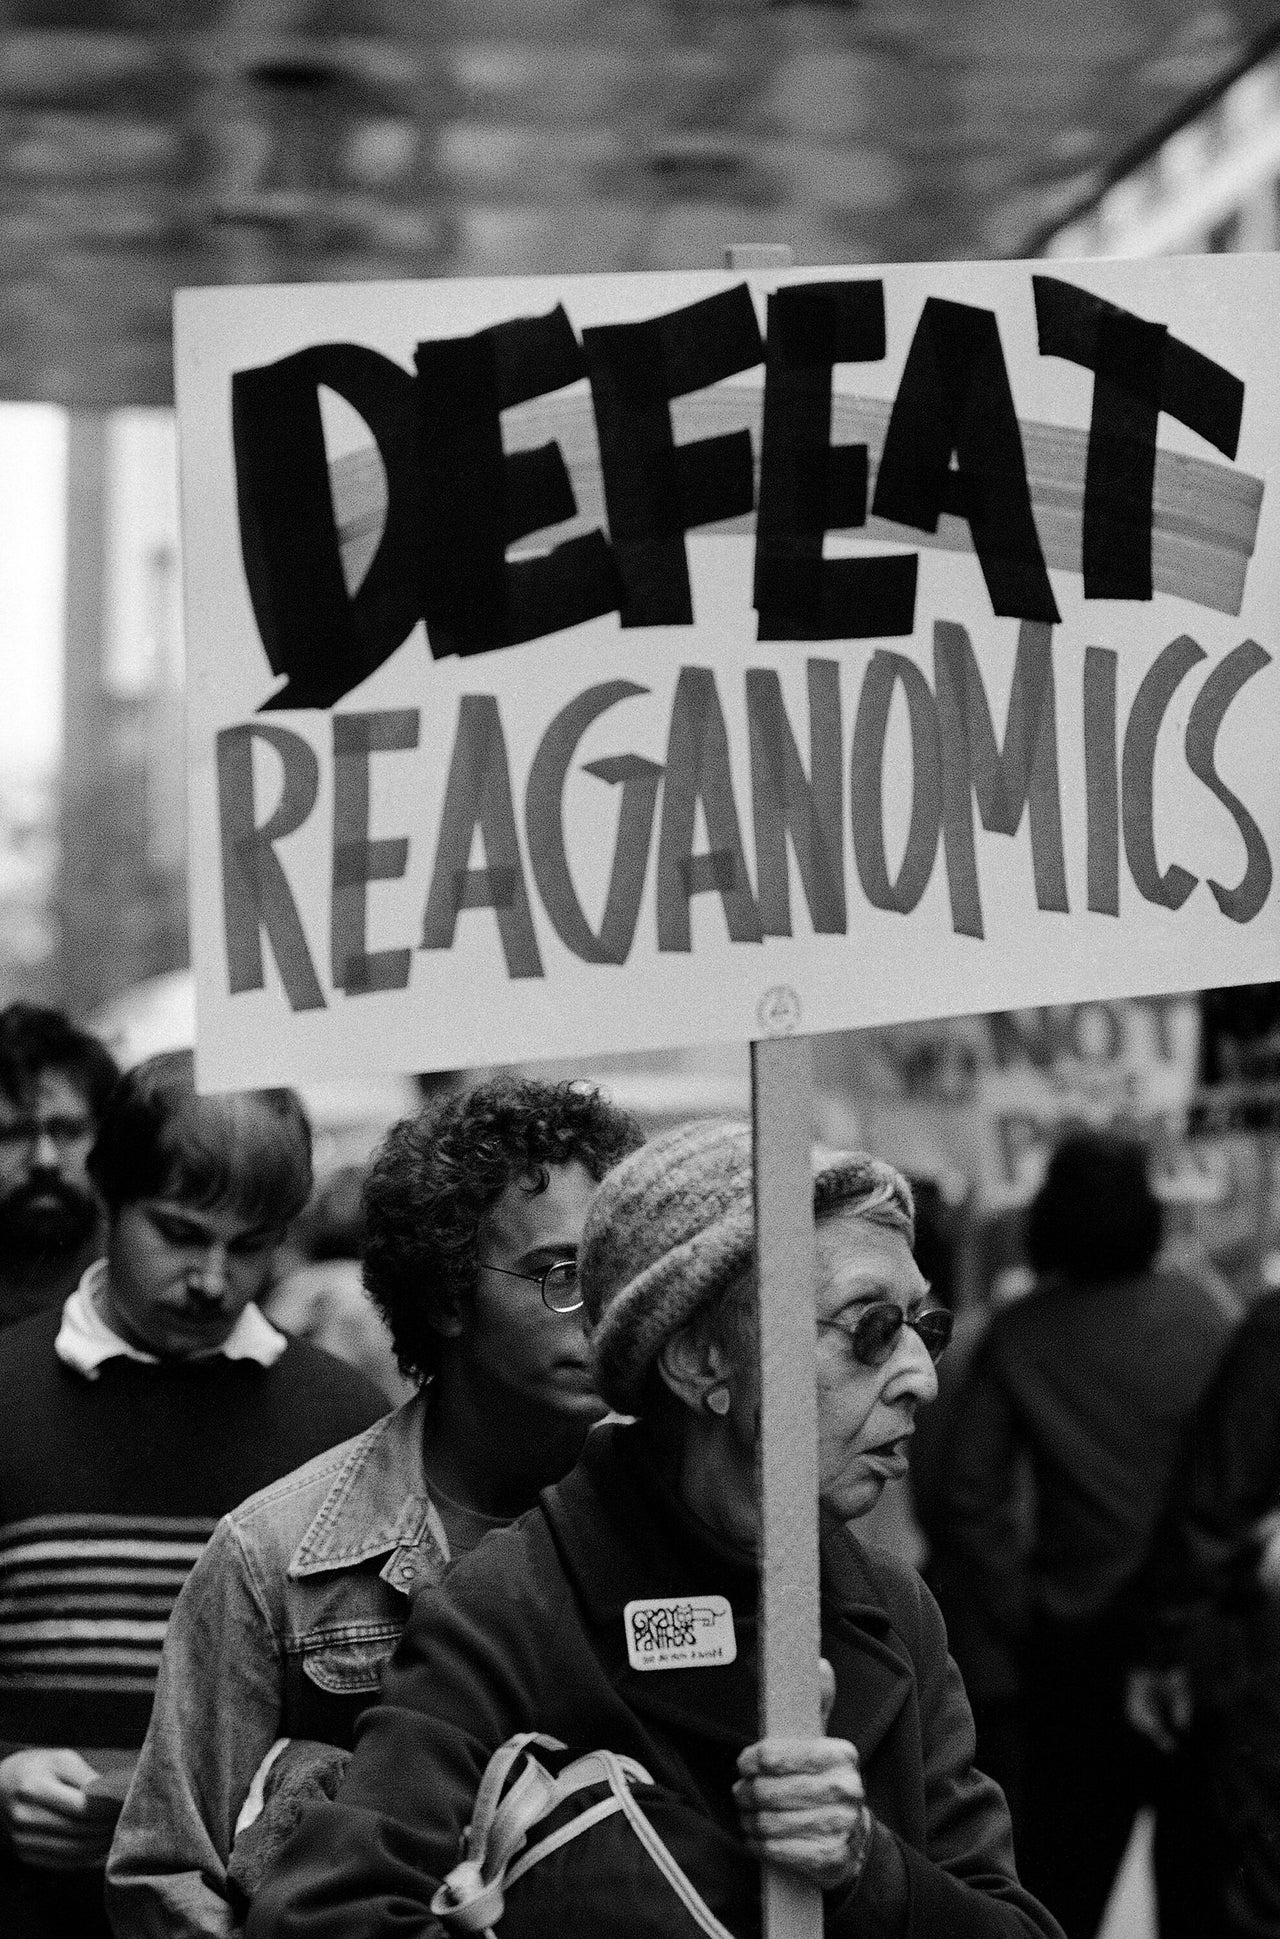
top-left (0, 1303), bottom-right (387, 1754)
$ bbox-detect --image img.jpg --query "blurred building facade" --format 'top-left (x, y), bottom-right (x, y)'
top-left (58, 411), bottom-right (188, 1019)
top-left (1041, 42), bottom-right (1280, 255)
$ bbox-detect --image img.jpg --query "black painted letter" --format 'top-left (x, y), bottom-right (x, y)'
top-left (755, 281), bottom-right (917, 639)
top-left (417, 307), bottom-right (622, 657)
top-left (1034, 277), bottom-right (1244, 602)
top-left (232, 345), bottom-right (421, 710)
top-left (582, 285), bottom-right (763, 627)
top-left (873, 297), bottom-right (1059, 625)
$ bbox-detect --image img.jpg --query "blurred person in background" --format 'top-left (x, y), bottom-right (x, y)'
top-left (1127, 1282), bottom-right (1280, 1936)
top-left (106, 1077), bottom-right (642, 1939)
top-left (244, 1122), bottom-right (1061, 1939)
top-left (263, 1164), bottom-right (416, 1406)
top-left (0, 1003), bottom-right (119, 1328)
top-left (909, 1187), bottom-right (1032, 1821)
top-left (943, 1129), bottom-right (1242, 1939)
top-left (0, 1050), bottom-right (387, 1939)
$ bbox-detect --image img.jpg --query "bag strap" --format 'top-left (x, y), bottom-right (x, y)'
top-left (433, 1732), bottom-right (566, 1933)
top-left (500, 1746), bottom-right (655, 1885)
top-left (464, 1731), bottom-right (566, 1863)
top-left (603, 1755), bottom-right (738, 1939)
top-left (431, 1736), bottom-right (738, 1939)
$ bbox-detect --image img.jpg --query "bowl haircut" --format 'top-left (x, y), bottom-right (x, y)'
top-left (87, 1048), bottom-right (313, 1232)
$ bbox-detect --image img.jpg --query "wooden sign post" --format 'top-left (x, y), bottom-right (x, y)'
top-left (723, 244), bottom-right (823, 1939)
top-left (752, 1032), bottom-right (823, 1939)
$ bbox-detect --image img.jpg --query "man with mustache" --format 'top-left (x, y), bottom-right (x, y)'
top-left (0, 1004), bottom-right (120, 1329)
top-left (0, 1050), bottom-right (388, 1939)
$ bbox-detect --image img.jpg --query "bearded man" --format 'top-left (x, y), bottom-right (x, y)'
top-left (0, 1004), bottom-right (120, 1329)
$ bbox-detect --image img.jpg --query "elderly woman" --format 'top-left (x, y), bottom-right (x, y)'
top-left (247, 1122), bottom-right (1060, 1939)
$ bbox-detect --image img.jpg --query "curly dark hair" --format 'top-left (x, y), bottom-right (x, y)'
top-left (363, 1077), bottom-right (644, 1385)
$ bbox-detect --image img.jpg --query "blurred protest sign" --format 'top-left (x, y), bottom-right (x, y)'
top-left (976, 996), bottom-right (1200, 1207)
top-left (175, 258), bottom-right (1280, 1090)
top-left (813, 995), bottom-right (1203, 1210)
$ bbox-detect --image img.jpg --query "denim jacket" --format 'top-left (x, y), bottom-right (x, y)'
top-left (106, 1393), bottom-right (445, 1939)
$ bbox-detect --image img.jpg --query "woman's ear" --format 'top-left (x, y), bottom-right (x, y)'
top-left (656, 1323), bottom-right (732, 1416)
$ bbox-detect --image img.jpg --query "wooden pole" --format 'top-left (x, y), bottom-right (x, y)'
top-left (722, 240), bottom-right (822, 1939)
top-left (752, 1034), bottom-right (823, 1939)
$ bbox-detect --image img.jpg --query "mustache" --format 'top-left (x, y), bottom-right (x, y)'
top-left (2, 1178), bottom-right (96, 1213)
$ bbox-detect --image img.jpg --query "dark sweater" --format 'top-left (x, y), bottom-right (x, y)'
top-left (0, 1303), bottom-right (388, 1756)
top-left (943, 1267), bottom-right (1240, 1638)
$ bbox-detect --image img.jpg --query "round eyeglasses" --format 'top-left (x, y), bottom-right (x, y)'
top-left (820, 1302), bottom-right (953, 1368)
top-left (479, 1259), bottom-right (583, 1314)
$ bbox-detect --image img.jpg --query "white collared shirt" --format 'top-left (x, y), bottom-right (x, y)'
top-left (55, 1259), bottom-right (288, 1380)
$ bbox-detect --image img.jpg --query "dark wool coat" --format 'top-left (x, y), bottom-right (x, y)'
top-left (247, 1424), bottom-right (1061, 1939)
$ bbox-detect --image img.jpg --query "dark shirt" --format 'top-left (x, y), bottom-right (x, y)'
top-left (0, 1237), bottom-right (98, 1330)
top-left (0, 1303), bottom-right (388, 1753)
top-left (943, 1267), bottom-right (1240, 1637)
top-left (0, 1304), bottom-right (387, 1939)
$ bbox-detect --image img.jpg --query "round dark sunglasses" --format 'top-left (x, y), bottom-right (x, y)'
top-left (821, 1302), bottom-right (953, 1367)
top-left (479, 1259), bottom-right (582, 1314)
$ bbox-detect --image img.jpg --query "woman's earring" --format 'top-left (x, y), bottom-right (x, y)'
top-left (703, 1383), bottom-right (731, 1417)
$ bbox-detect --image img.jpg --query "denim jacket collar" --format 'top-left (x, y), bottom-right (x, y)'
top-left (288, 1390), bottom-right (449, 1588)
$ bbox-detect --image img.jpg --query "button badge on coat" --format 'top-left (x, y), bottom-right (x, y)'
top-left (624, 1595), bottom-right (737, 1671)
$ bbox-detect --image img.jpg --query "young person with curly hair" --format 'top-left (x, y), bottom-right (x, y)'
top-left (106, 1076), bottom-right (642, 1939)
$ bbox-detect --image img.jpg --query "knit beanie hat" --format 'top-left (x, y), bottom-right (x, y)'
top-left (581, 1118), bottom-right (914, 1414)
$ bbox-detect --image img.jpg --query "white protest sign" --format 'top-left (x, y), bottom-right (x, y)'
top-left (176, 258), bottom-right (1280, 1089)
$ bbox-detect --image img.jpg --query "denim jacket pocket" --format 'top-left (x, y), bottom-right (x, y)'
top-left (300, 1630), bottom-right (400, 1696)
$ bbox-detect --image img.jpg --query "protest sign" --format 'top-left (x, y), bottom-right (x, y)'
top-left (976, 995), bottom-right (1199, 1207)
top-left (176, 257), bottom-right (1280, 1090)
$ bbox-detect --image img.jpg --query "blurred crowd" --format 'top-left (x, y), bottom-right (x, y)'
top-left (0, 996), bottom-right (1275, 1938)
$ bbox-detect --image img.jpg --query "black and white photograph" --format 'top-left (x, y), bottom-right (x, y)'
top-left (2, 8), bottom-right (1280, 1938)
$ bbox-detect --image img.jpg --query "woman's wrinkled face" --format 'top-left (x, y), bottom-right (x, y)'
top-left (723, 1211), bottom-right (938, 1525)
top-left (811, 1213), bottom-right (938, 1520)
